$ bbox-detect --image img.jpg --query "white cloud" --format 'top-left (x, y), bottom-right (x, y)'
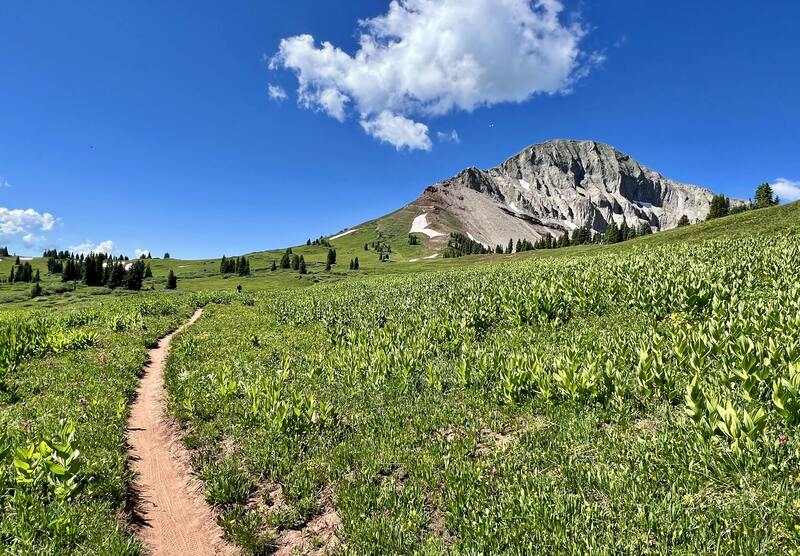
top-left (0, 207), bottom-right (56, 237)
top-left (360, 111), bottom-right (432, 150)
top-left (22, 233), bottom-right (46, 247)
top-left (268, 84), bottom-right (288, 101)
top-left (69, 240), bottom-right (114, 255)
top-left (272, 0), bottom-right (589, 150)
top-left (437, 129), bottom-right (460, 143)
top-left (0, 177), bottom-right (10, 188)
top-left (772, 177), bottom-right (800, 203)
top-left (135, 249), bottom-right (150, 258)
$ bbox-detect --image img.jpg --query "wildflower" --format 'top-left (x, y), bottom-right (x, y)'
top-left (20, 420), bottom-right (30, 430)
top-left (779, 434), bottom-right (788, 445)
top-left (80, 398), bottom-right (88, 406)
top-left (491, 467), bottom-right (498, 477)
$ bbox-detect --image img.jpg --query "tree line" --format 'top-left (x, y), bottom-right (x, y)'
top-left (707, 182), bottom-right (781, 220)
top-left (220, 256), bottom-right (251, 276)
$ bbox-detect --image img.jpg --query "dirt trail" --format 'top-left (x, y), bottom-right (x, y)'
top-left (128, 308), bottom-right (235, 556)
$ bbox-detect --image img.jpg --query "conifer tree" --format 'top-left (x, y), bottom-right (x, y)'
top-left (125, 260), bottom-right (145, 291)
top-left (108, 262), bottom-right (125, 289)
top-left (707, 194), bottom-right (730, 220)
top-left (291, 254), bottom-right (300, 270)
top-left (163, 253), bottom-right (170, 259)
top-left (30, 282), bottom-right (42, 298)
top-left (9, 266), bottom-right (14, 283)
top-left (364, 243), bottom-right (369, 251)
top-left (144, 263), bottom-right (153, 279)
top-left (353, 257), bottom-right (359, 270)
top-left (507, 238), bottom-right (514, 254)
top-left (166, 270), bottom-right (177, 289)
top-left (270, 260), bottom-right (277, 271)
top-left (754, 182), bottom-right (778, 208)
top-left (280, 252), bottom-right (291, 269)
top-left (15, 256), bottom-right (20, 265)
top-left (298, 257), bottom-right (307, 274)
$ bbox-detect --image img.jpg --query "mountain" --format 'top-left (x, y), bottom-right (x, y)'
top-left (391, 139), bottom-right (719, 249)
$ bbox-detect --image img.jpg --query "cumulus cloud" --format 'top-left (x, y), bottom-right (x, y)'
top-left (271, 0), bottom-right (589, 150)
top-left (135, 249), bottom-right (150, 258)
top-left (437, 130), bottom-right (460, 144)
top-left (22, 233), bottom-right (46, 247)
top-left (0, 207), bottom-right (56, 237)
top-left (268, 84), bottom-right (288, 101)
top-left (772, 177), bottom-right (800, 203)
top-left (70, 240), bottom-right (114, 255)
top-left (360, 111), bottom-right (432, 150)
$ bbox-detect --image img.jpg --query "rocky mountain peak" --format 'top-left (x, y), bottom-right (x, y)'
top-left (412, 139), bottom-right (717, 247)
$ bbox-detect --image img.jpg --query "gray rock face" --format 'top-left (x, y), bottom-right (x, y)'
top-left (411, 140), bottom-right (718, 247)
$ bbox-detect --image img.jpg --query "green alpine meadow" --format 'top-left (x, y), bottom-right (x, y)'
top-left (1, 202), bottom-right (799, 554)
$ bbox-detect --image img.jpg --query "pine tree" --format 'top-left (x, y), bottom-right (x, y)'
top-left (364, 243), bottom-right (369, 251)
top-left (754, 182), bottom-right (778, 208)
top-left (353, 257), bottom-right (359, 270)
top-left (9, 267), bottom-right (14, 283)
top-left (163, 252), bottom-right (170, 259)
top-left (270, 260), bottom-right (277, 271)
top-left (30, 282), bottom-right (42, 298)
top-left (15, 256), bottom-right (20, 265)
top-left (0, 246), bottom-right (8, 256)
top-left (108, 262), bottom-right (125, 289)
top-left (166, 270), bottom-right (177, 289)
top-left (291, 254), bottom-right (300, 270)
top-left (707, 194), bottom-right (730, 220)
top-left (604, 223), bottom-right (621, 244)
top-left (298, 257), bottom-right (307, 274)
top-left (220, 255), bottom-right (228, 274)
top-left (280, 252), bottom-right (291, 269)
top-left (125, 260), bottom-right (145, 291)
top-left (34, 270), bottom-right (40, 283)
top-left (495, 245), bottom-right (504, 254)
top-left (144, 263), bottom-right (153, 279)
top-left (677, 215), bottom-right (690, 227)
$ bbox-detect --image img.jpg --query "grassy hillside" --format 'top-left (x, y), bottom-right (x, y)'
top-left (164, 228), bottom-right (800, 553)
top-left (1, 202), bottom-right (797, 310)
top-left (0, 201), bottom-right (798, 553)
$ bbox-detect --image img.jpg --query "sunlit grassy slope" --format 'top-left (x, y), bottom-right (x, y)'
top-left (1, 201), bottom-right (797, 309)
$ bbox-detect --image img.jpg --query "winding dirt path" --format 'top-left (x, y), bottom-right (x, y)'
top-left (128, 308), bottom-right (235, 555)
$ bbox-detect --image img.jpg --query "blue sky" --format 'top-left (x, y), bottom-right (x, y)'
top-left (1, 0), bottom-right (798, 258)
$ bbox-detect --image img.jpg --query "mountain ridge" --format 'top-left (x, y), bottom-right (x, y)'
top-left (387, 139), bottom-right (725, 249)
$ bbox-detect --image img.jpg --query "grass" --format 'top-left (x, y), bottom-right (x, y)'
top-left (2, 202), bottom-right (797, 311)
top-left (0, 292), bottom-right (242, 554)
top-left (159, 204), bottom-right (800, 554)
top-left (0, 202), bottom-right (798, 553)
